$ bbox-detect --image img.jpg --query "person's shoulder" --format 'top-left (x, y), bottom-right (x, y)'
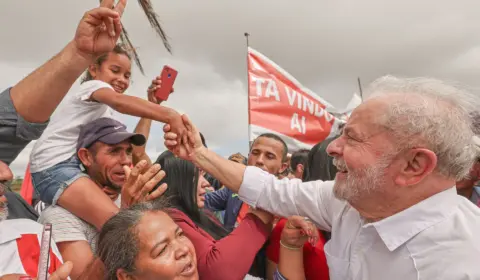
top-left (410, 199), bottom-right (480, 270)
top-left (39, 206), bottom-right (83, 225)
top-left (167, 209), bottom-right (198, 228)
top-left (38, 206), bottom-right (95, 243)
top-left (40, 205), bottom-right (75, 217)
top-left (76, 80), bottom-right (113, 100)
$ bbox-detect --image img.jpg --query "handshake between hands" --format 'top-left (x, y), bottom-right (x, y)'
top-left (120, 114), bottom-right (204, 209)
top-left (163, 114), bottom-right (206, 163)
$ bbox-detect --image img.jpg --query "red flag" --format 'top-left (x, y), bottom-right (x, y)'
top-left (247, 47), bottom-right (343, 150)
top-left (20, 164), bottom-right (33, 205)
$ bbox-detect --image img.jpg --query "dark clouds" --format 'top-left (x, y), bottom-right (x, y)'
top-left (2, 0), bottom-right (480, 175)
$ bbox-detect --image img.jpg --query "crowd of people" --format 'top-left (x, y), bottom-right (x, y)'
top-left (1, 0), bottom-right (480, 279)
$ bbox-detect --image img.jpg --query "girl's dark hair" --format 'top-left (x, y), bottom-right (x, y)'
top-left (81, 44), bottom-right (132, 83)
top-left (95, 202), bottom-right (167, 280)
top-left (154, 152), bottom-right (229, 240)
top-left (302, 136), bottom-right (338, 182)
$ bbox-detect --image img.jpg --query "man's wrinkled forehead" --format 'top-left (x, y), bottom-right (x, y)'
top-left (345, 98), bottom-right (390, 139)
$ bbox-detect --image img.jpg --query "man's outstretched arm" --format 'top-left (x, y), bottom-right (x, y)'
top-left (9, 0), bottom-right (127, 124)
top-left (10, 43), bottom-right (91, 123)
top-left (164, 115), bottom-right (336, 230)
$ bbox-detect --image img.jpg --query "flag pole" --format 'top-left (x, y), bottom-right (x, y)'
top-left (245, 32), bottom-right (252, 148)
top-left (357, 77), bottom-right (364, 102)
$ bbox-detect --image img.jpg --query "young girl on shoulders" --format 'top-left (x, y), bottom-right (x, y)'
top-left (30, 44), bottom-right (185, 230)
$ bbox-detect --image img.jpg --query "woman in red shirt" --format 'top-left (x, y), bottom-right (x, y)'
top-left (155, 152), bottom-right (272, 280)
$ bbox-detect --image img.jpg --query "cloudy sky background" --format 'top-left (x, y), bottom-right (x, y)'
top-left (2, 0), bottom-right (480, 177)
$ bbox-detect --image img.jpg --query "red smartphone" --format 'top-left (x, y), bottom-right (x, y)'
top-left (155, 65), bottom-right (178, 101)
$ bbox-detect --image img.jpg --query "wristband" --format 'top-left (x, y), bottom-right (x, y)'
top-left (280, 240), bottom-right (303, 250)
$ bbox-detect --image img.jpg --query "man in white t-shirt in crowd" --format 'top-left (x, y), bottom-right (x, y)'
top-left (38, 117), bottom-right (167, 280)
top-left (164, 76), bottom-right (480, 280)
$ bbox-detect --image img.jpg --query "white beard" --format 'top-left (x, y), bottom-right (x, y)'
top-left (333, 160), bottom-right (388, 203)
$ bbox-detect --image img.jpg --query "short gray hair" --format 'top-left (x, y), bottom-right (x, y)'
top-left (366, 75), bottom-right (480, 180)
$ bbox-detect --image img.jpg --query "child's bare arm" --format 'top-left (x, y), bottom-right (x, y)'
top-left (91, 88), bottom-right (186, 140)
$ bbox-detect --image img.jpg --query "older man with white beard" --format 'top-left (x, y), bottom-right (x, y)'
top-left (163, 76), bottom-right (480, 280)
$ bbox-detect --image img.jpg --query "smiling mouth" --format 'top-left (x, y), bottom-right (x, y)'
top-left (333, 159), bottom-right (348, 174)
top-left (113, 85), bottom-right (125, 92)
top-left (180, 260), bottom-right (196, 276)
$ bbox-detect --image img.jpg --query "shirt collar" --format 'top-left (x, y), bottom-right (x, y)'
top-left (0, 220), bottom-right (23, 244)
top-left (369, 187), bottom-right (459, 252)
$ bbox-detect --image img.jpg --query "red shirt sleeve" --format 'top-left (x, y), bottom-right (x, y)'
top-left (170, 210), bottom-right (270, 280)
top-left (266, 218), bottom-right (287, 264)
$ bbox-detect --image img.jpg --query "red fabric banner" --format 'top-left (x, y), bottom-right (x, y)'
top-left (248, 47), bottom-right (343, 150)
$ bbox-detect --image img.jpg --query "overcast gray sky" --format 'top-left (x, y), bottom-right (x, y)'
top-left (2, 0), bottom-right (480, 176)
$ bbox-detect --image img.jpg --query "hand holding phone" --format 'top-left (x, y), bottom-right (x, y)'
top-left (154, 66), bottom-right (178, 102)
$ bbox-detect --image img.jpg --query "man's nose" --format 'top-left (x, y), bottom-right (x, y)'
top-left (256, 154), bottom-right (266, 165)
top-left (327, 137), bottom-right (344, 157)
top-left (174, 240), bottom-right (190, 260)
top-left (119, 152), bottom-right (132, 165)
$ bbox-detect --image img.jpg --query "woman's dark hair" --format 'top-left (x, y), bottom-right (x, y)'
top-left (302, 136), bottom-right (338, 182)
top-left (301, 136), bottom-right (339, 242)
top-left (96, 202), bottom-right (166, 280)
top-left (154, 152), bottom-right (229, 240)
top-left (81, 44), bottom-right (131, 83)
top-left (290, 149), bottom-right (310, 172)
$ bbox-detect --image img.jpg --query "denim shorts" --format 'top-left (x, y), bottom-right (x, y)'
top-left (31, 155), bottom-right (89, 205)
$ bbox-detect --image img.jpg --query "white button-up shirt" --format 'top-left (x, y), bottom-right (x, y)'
top-left (239, 167), bottom-right (480, 280)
